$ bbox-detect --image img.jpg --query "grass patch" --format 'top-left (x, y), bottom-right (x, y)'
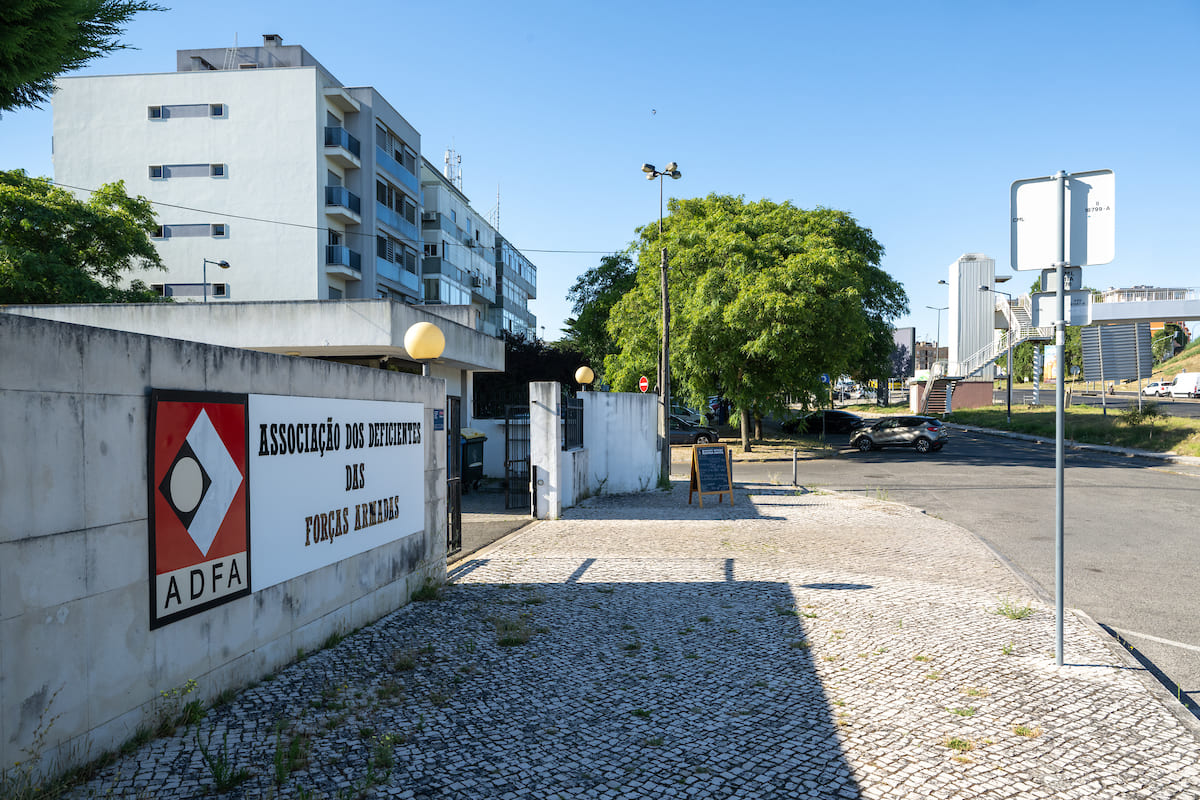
top-left (946, 403), bottom-right (1200, 457)
top-left (1013, 724), bottom-right (1043, 738)
top-left (961, 686), bottom-right (989, 698)
top-left (491, 615), bottom-right (533, 647)
top-left (411, 578), bottom-right (442, 602)
top-left (631, 708), bottom-right (651, 718)
top-left (995, 599), bottom-right (1035, 620)
top-left (943, 736), bottom-right (975, 752)
top-left (948, 707), bottom-right (976, 717)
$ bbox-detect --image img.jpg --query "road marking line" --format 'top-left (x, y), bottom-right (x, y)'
top-left (1107, 626), bottom-right (1200, 654)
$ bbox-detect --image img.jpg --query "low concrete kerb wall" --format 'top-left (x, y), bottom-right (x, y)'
top-left (946, 423), bottom-right (1200, 466)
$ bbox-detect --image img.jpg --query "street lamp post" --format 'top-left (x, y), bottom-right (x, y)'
top-left (980, 285), bottom-right (1014, 424)
top-left (641, 161), bottom-right (681, 484)
top-left (575, 365), bottom-right (595, 392)
top-left (202, 258), bottom-right (230, 303)
top-left (926, 305), bottom-right (948, 374)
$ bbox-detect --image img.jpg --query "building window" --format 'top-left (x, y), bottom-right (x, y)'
top-left (210, 163), bottom-right (225, 177)
top-left (148, 106), bottom-right (163, 119)
top-left (424, 243), bottom-right (438, 257)
top-left (150, 284), bottom-right (165, 296)
top-left (210, 103), bottom-right (225, 117)
top-left (328, 286), bottom-right (343, 300)
top-left (238, 63), bottom-right (257, 69)
top-left (211, 223), bottom-right (227, 237)
top-left (151, 225), bottom-right (165, 239)
top-left (149, 165), bottom-right (164, 179)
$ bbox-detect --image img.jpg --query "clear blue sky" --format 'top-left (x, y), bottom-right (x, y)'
top-left (4, 1), bottom-right (1198, 343)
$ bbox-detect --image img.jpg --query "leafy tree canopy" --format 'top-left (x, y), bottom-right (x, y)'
top-left (0, 0), bottom-right (163, 113)
top-left (560, 252), bottom-right (636, 380)
top-left (1, 169), bottom-right (165, 303)
top-left (604, 194), bottom-right (907, 441)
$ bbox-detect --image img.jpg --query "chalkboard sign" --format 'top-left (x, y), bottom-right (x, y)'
top-left (689, 444), bottom-right (734, 507)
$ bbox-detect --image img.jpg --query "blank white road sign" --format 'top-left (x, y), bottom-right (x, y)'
top-left (1010, 170), bottom-right (1114, 270)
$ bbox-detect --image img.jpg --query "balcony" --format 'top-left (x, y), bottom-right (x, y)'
top-left (375, 203), bottom-right (419, 243)
top-left (375, 145), bottom-right (420, 197)
top-left (325, 185), bottom-right (361, 224)
top-left (325, 245), bottom-right (361, 280)
top-left (324, 126), bottom-right (361, 169)
top-left (376, 257), bottom-right (420, 294)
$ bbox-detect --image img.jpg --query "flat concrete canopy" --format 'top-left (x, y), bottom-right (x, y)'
top-left (4, 299), bottom-right (504, 373)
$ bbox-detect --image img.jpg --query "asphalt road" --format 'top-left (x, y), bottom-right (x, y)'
top-left (713, 431), bottom-right (1200, 716)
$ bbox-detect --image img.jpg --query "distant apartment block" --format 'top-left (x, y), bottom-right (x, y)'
top-left (52, 35), bottom-right (536, 330)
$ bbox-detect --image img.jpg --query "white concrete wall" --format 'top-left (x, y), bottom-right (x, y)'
top-left (528, 385), bottom-right (658, 518)
top-left (54, 69), bottom-right (325, 301)
top-left (581, 392), bottom-right (659, 494)
top-left (0, 314), bottom-right (446, 775)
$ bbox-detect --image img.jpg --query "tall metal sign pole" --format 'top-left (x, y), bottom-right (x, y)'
top-left (1053, 171), bottom-right (1067, 667)
top-left (1011, 168), bottom-right (1114, 667)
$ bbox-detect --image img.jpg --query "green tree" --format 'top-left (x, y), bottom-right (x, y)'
top-left (560, 252), bottom-right (636, 381)
top-left (604, 194), bottom-right (907, 450)
top-left (1, 170), bottom-right (165, 303)
top-left (472, 332), bottom-right (588, 418)
top-left (0, 0), bottom-right (163, 113)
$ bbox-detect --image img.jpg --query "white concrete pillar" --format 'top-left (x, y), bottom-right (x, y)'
top-left (530, 381), bottom-right (561, 519)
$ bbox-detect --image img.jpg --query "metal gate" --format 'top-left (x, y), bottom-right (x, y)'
top-left (446, 397), bottom-right (462, 556)
top-left (504, 403), bottom-right (531, 511)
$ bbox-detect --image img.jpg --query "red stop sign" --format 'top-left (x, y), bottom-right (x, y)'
top-left (639, 376), bottom-right (649, 393)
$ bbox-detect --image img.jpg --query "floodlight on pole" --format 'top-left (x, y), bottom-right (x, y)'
top-left (642, 160), bottom-right (683, 485)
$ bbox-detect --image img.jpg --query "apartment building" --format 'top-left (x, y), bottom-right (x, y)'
top-left (52, 35), bottom-right (423, 303)
top-left (492, 234), bottom-right (538, 340)
top-left (419, 158), bottom-right (498, 333)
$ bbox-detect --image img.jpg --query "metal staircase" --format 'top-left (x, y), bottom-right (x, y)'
top-left (922, 296), bottom-right (1053, 415)
top-left (951, 295), bottom-right (1053, 380)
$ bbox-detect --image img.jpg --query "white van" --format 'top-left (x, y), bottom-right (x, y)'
top-left (1168, 372), bottom-right (1200, 398)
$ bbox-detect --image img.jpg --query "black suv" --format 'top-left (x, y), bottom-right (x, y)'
top-left (850, 416), bottom-right (948, 454)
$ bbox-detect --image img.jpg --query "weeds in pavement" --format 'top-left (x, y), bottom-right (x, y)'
top-left (1002, 642), bottom-right (1015, 655)
top-left (1012, 724), bottom-right (1043, 738)
top-left (943, 736), bottom-right (975, 752)
top-left (491, 615), bottom-right (533, 646)
top-left (961, 686), bottom-right (989, 698)
top-left (948, 707), bottom-right (976, 717)
top-left (196, 724), bottom-right (251, 792)
top-left (411, 577), bottom-right (442, 602)
top-left (994, 599), bottom-right (1035, 620)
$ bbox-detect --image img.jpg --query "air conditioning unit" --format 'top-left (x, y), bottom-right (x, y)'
top-left (464, 239), bottom-right (475, 248)
top-left (470, 276), bottom-right (482, 288)
top-left (421, 211), bottom-right (436, 222)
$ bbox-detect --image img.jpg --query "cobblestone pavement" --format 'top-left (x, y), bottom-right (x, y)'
top-left (65, 483), bottom-right (1200, 799)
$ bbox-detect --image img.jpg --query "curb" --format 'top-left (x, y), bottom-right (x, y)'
top-left (762, 480), bottom-right (1200, 732)
top-left (947, 422), bottom-right (1200, 465)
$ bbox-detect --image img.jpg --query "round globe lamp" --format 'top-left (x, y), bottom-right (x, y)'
top-left (575, 365), bottom-right (595, 390)
top-left (404, 322), bottom-right (445, 376)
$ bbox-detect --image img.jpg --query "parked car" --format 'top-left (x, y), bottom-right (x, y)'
top-left (782, 410), bottom-right (865, 435)
top-left (1169, 372), bottom-right (1200, 399)
top-left (706, 396), bottom-right (730, 425)
top-left (669, 415), bottom-right (719, 444)
top-left (1143, 381), bottom-right (1170, 397)
top-left (671, 404), bottom-right (703, 426)
top-left (850, 416), bottom-right (948, 454)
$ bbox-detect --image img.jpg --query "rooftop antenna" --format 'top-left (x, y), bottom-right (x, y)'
top-left (443, 147), bottom-right (463, 190)
top-left (486, 184), bottom-right (500, 230)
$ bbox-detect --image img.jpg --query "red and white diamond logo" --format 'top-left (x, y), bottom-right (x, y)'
top-left (150, 391), bottom-right (250, 628)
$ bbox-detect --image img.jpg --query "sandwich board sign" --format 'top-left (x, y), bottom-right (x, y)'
top-left (689, 444), bottom-right (733, 507)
